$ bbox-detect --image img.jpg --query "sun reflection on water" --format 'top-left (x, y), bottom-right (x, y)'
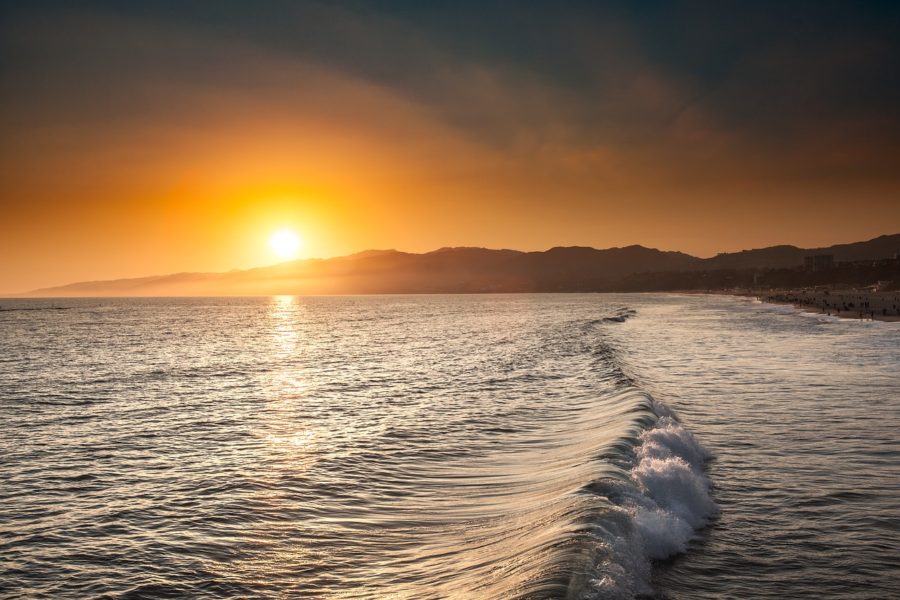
top-left (262, 295), bottom-right (319, 458)
top-left (271, 294), bottom-right (300, 355)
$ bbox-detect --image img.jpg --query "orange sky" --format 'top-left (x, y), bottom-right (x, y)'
top-left (2, 3), bottom-right (899, 293)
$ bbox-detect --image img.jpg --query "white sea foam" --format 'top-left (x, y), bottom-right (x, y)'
top-left (588, 405), bottom-right (716, 598)
top-left (799, 311), bottom-right (843, 322)
top-left (759, 303), bottom-right (801, 315)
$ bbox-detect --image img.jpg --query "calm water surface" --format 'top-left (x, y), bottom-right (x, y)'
top-left (1, 294), bottom-right (897, 598)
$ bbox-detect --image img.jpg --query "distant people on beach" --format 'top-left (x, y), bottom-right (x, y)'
top-left (758, 289), bottom-right (899, 321)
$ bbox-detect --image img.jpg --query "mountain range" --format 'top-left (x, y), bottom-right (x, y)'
top-left (12, 234), bottom-right (900, 297)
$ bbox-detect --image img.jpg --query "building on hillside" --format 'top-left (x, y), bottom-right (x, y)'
top-left (803, 254), bottom-right (834, 272)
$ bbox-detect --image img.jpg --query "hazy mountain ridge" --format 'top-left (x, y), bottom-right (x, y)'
top-left (702, 234), bottom-right (900, 270)
top-left (13, 234), bottom-right (900, 296)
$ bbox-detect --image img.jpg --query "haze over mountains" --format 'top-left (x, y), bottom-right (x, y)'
top-left (11, 234), bottom-right (900, 297)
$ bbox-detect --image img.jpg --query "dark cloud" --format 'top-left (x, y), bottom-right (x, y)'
top-left (2, 1), bottom-right (899, 212)
top-left (4, 2), bottom-right (899, 134)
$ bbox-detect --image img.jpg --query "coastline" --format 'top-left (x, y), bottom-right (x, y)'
top-left (729, 289), bottom-right (900, 322)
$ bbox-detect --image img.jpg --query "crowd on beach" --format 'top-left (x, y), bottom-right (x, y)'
top-left (761, 290), bottom-right (900, 321)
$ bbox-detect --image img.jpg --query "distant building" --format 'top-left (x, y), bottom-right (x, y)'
top-left (804, 254), bottom-right (834, 272)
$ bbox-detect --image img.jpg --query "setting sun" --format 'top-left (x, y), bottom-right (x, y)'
top-left (269, 229), bottom-right (302, 260)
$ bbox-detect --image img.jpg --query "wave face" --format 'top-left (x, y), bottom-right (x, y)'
top-left (0, 296), bottom-right (713, 599)
top-left (585, 410), bottom-right (716, 599)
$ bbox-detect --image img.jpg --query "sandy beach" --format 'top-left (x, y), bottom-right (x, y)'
top-left (757, 290), bottom-right (900, 322)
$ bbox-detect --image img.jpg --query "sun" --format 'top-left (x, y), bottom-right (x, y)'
top-left (269, 229), bottom-right (302, 259)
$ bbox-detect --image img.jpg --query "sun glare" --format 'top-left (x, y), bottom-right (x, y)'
top-left (269, 229), bottom-right (302, 260)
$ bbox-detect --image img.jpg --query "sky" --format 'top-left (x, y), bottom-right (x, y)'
top-left (2, 0), bottom-right (900, 292)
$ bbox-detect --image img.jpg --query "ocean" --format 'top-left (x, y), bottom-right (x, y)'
top-left (1, 294), bottom-right (898, 599)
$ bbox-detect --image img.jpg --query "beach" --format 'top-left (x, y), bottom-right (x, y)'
top-left (757, 289), bottom-right (900, 321)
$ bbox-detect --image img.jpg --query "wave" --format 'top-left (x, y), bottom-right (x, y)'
top-left (564, 309), bottom-right (716, 598)
top-left (576, 396), bottom-right (716, 599)
top-left (369, 349), bottom-right (715, 599)
top-left (602, 308), bottom-right (637, 323)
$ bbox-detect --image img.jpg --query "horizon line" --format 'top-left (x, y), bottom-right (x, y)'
top-left (5, 231), bottom-right (898, 297)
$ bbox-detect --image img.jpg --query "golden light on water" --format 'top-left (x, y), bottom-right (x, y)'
top-left (269, 229), bottom-right (302, 260)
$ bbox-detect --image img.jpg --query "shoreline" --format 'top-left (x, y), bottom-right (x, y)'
top-left (731, 289), bottom-right (900, 322)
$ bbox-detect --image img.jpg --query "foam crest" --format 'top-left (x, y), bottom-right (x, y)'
top-left (586, 405), bottom-right (716, 598)
top-left (636, 416), bottom-right (711, 469)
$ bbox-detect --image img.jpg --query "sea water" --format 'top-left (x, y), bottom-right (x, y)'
top-left (0, 294), bottom-right (897, 598)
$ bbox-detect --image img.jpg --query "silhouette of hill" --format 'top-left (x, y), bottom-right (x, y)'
top-left (12, 234), bottom-right (899, 297)
top-left (703, 234), bottom-right (900, 270)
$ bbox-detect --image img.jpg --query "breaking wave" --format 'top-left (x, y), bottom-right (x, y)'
top-left (580, 397), bottom-right (716, 599)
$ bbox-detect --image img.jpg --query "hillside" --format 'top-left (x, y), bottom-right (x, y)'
top-left (14, 234), bottom-right (900, 296)
top-left (703, 234), bottom-right (900, 270)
